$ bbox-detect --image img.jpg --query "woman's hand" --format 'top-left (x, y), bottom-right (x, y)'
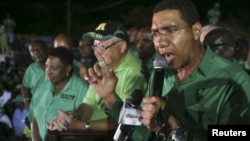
top-left (46, 110), bottom-right (72, 131)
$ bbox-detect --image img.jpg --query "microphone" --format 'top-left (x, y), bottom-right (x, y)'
top-left (151, 56), bottom-right (171, 141)
top-left (113, 89), bottom-right (143, 141)
top-left (152, 56), bottom-right (168, 97)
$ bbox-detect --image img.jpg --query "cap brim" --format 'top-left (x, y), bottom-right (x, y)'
top-left (82, 32), bottom-right (94, 40)
top-left (82, 32), bottom-right (113, 41)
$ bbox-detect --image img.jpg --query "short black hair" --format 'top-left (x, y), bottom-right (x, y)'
top-left (30, 39), bottom-right (48, 52)
top-left (153, 0), bottom-right (200, 26)
top-left (48, 47), bottom-right (73, 66)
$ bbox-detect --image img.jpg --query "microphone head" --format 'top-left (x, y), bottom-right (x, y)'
top-left (128, 89), bottom-right (143, 106)
top-left (154, 56), bottom-right (168, 69)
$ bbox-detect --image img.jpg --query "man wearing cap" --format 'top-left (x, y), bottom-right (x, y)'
top-left (47, 21), bottom-right (149, 138)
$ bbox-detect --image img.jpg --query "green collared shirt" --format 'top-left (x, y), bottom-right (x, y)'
top-left (33, 74), bottom-right (88, 141)
top-left (107, 45), bottom-right (250, 141)
top-left (159, 45), bottom-right (250, 141)
top-left (22, 62), bottom-right (46, 121)
top-left (22, 62), bottom-right (45, 94)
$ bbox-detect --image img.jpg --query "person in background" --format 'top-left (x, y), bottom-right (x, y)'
top-left (53, 0), bottom-right (250, 141)
top-left (53, 33), bottom-right (82, 76)
top-left (207, 2), bottom-right (221, 25)
top-left (200, 24), bottom-right (220, 42)
top-left (204, 28), bottom-right (236, 62)
top-left (0, 79), bottom-right (12, 129)
top-left (21, 39), bottom-right (48, 122)
top-left (78, 33), bottom-right (96, 79)
top-left (127, 27), bottom-right (139, 57)
top-left (11, 94), bottom-right (28, 140)
top-left (32, 47), bottom-right (88, 141)
top-left (135, 26), bottom-right (158, 78)
top-left (47, 21), bottom-right (148, 139)
top-left (18, 40), bottom-right (47, 141)
top-left (243, 40), bottom-right (250, 75)
top-left (53, 34), bottom-right (72, 50)
top-left (3, 13), bottom-right (15, 48)
top-left (234, 38), bottom-right (249, 67)
top-left (0, 24), bottom-right (9, 54)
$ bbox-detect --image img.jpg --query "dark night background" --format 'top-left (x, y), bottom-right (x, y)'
top-left (0, 0), bottom-right (249, 43)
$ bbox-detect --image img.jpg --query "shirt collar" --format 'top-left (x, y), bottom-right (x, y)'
top-left (114, 49), bottom-right (133, 73)
top-left (196, 43), bottom-right (215, 77)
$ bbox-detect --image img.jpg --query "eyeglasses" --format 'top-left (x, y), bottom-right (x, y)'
top-left (150, 25), bottom-right (189, 41)
top-left (91, 40), bottom-right (123, 51)
top-left (210, 43), bottom-right (232, 48)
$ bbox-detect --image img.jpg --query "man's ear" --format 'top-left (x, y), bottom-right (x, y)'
top-left (227, 46), bottom-right (235, 57)
top-left (120, 41), bottom-right (127, 54)
top-left (66, 64), bottom-right (72, 75)
top-left (192, 22), bottom-right (202, 41)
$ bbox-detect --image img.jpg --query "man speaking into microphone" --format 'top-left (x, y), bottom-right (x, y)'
top-left (141, 0), bottom-right (250, 141)
top-left (60, 0), bottom-right (250, 141)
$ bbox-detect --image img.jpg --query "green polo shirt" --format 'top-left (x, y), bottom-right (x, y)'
top-left (22, 62), bottom-right (46, 121)
top-left (107, 45), bottom-right (250, 141)
top-left (33, 74), bottom-right (88, 141)
top-left (22, 62), bottom-right (45, 94)
top-left (83, 50), bottom-right (148, 120)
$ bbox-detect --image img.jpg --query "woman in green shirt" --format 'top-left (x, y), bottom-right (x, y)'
top-left (32, 47), bottom-right (88, 141)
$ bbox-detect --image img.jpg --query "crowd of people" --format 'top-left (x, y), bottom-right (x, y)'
top-left (0, 0), bottom-right (250, 141)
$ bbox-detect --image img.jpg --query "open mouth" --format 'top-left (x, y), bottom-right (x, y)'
top-left (164, 53), bottom-right (175, 62)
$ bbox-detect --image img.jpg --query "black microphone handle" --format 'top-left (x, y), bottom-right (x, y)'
top-left (113, 89), bottom-right (143, 141)
top-left (121, 124), bottom-right (135, 141)
top-left (152, 69), bottom-right (165, 97)
top-left (152, 68), bottom-right (172, 141)
top-left (114, 124), bottom-right (135, 141)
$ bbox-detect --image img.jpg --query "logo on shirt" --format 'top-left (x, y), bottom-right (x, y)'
top-left (61, 94), bottom-right (75, 100)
